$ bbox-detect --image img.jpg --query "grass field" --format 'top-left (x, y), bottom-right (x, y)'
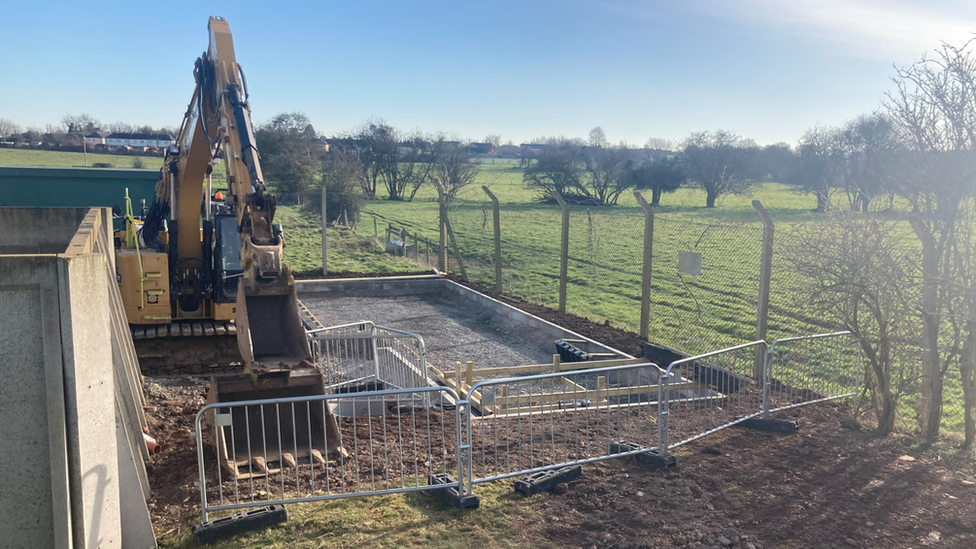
top-left (0, 147), bottom-right (165, 169)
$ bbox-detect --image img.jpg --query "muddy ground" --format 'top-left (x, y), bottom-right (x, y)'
top-left (143, 275), bottom-right (976, 547)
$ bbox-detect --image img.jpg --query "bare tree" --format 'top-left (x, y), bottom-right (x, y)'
top-left (435, 138), bottom-right (479, 202)
top-left (680, 130), bottom-right (761, 207)
top-left (837, 114), bottom-right (899, 212)
top-left (790, 125), bottom-right (844, 212)
top-left (644, 137), bottom-right (675, 151)
top-left (107, 122), bottom-right (135, 133)
top-left (578, 145), bottom-right (633, 205)
top-left (523, 138), bottom-right (582, 202)
top-left (589, 126), bottom-right (608, 148)
top-left (61, 113), bottom-right (100, 134)
top-left (484, 134), bottom-right (501, 155)
top-left (0, 118), bottom-right (20, 140)
top-left (886, 38), bottom-right (976, 442)
top-left (319, 146), bottom-right (366, 224)
top-left (785, 214), bottom-right (921, 436)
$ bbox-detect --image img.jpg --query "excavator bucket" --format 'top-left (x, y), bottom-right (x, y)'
top-left (234, 273), bottom-right (310, 367)
top-left (205, 269), bottom-right (343, 478)
top-left (203, 369), bottom-right (344, 479)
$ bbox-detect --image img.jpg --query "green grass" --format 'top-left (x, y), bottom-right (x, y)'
top-left (159, 481), bottom-right (553, 549)
top-left (0, 147), bottom-right (165, 169)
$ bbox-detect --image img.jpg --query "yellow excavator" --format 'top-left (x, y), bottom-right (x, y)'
top-left (116, 16), bottom-right (340, 475)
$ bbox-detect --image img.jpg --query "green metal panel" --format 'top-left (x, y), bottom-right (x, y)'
top-left (0, 166), bottom-right (159, 210)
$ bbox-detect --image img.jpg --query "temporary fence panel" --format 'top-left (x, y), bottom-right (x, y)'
top-left (659, 341), bottom-right (768, 456)
top-left (307, 322), bottom-right (431, 404)
top-left (764, 332), bottom-right (861, 416)
top-left (459, 362), bottom-right (673, 489)
top-left (194, 386), bottom-right (461, 521)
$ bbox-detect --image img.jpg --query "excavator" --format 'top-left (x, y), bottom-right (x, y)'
top-left (115, 16), bottom-right (340, 476)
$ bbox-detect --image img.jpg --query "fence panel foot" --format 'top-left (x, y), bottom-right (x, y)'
top-left (735, 417), bottom-right (799, 434)
top-left (514, 465), bottom-right (582, 497)
top-left (427, 474), bottom-right (481, 509)
top-left (609, 441), bottom-right (676, 470)
top-left (192, 505), bottom-right (288, 545)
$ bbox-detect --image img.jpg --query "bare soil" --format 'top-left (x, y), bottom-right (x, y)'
top-left (541, 402), bottom-right (976, 549)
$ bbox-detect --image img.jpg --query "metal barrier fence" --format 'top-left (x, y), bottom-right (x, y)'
top-left (460, 363), bottom-right (666, 489)
top-left (659, 341), bottom-right (768, 457)
top-left (307, 322), bottom-right (431, 404)
top-left (193, 333), bottom-right (863, 521)
top-left (194, 386), bottom-right (461, 522)
top-left (764, 331), bottom-right (861, 416)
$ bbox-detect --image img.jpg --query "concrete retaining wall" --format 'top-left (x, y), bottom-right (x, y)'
top-left (296, 276), bottom-right (632, 359)
top-left (0, 207), bottom-right (154, 548)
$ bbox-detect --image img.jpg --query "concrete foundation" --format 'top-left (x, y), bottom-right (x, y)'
top-left (297, 277), bottom-right (632, 371)
top-left (0, 207), bottom-right (154, 548)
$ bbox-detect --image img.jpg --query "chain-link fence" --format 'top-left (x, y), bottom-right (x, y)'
top-left (276, 184), bottom-right (973, 438)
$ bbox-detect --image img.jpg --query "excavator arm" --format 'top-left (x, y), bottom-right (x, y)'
top-left (149, 15), bottom-right (308, 368)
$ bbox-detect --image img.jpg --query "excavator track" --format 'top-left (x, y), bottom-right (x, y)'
top-left (131, 320), bottom-right (243, 373)
top-left (131, 320), bottom-right (237, 339)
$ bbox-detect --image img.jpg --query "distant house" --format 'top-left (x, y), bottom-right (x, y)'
top-left (84, 131), bottom-right (109, 147)
top-left (465, 142), bottom-right (494, 156)
top-left (519, 143), bottom-right (545, 157)
top-left (106, 132), bottom-right (174, 150)
top-left (496, 144), bottom-right (519, 158)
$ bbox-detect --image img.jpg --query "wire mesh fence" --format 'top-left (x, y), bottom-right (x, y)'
top-left (276, 185), bottom-right (972, 437)
top-left (651, 218), bottom-right (764, 355)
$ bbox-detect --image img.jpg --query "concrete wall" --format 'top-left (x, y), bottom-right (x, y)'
top-left (0, 207), bottom-right (154, 548)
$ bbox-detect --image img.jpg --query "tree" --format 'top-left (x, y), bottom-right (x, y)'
top-left (837, 114), bottom-right (899, 212)
top-left (318, 146), bottom-right (365, 224)
top-left (589, 127), bottom-right (608, 148)
top-left (578, 145), bottom-right (632, 205)
top-left (61, 114), bottom-right (100, 134)
top-left (644, 137), bottom-right (675, 151)
top-left (785, 213), bottom-right (921, 436)
top-left (523, 138), bottom-right (582, 202)
top-left (484, 134), bottom-right (501, 155)
top-left (790, 125), bottom-right (844, 212)
top-left (435, 138), bottom-right (479, 202)
top-left (757, 142), bottom-right (795, 183)
top-left (886, 38), bottom-right (976, 442)
top-left (624, 157), bottom-right (686, 205)
top-left (107, 122), bottom-right (135, 133)
top-left (21, 128), bottom-right (41, 144)
top-left (0, 118), bottom-right (20, 140)
top-left (680, 130), bottom-right (761, 207)
top-left (254, 112), bottom-right (322, 195)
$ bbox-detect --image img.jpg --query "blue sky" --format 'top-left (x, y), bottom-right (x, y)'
top-left (2, 0), bottom-right (975, 146)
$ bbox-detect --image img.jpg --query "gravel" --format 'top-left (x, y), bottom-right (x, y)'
top-left (301, 293), bottom-right (555, 371)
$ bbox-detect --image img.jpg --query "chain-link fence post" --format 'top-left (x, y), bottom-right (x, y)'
top-left (753, 200), bottom-right (773, 380)
top-left (482, 186), bottom-right (502, 293)
top-left (320, 182), bottom-right (327, 275)
top-left (437, 184), bottom-right (448, 271)
top-left (554, 190), bottom-right (569, 313)
top-left (635, 191), bottom-right (654, 340)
